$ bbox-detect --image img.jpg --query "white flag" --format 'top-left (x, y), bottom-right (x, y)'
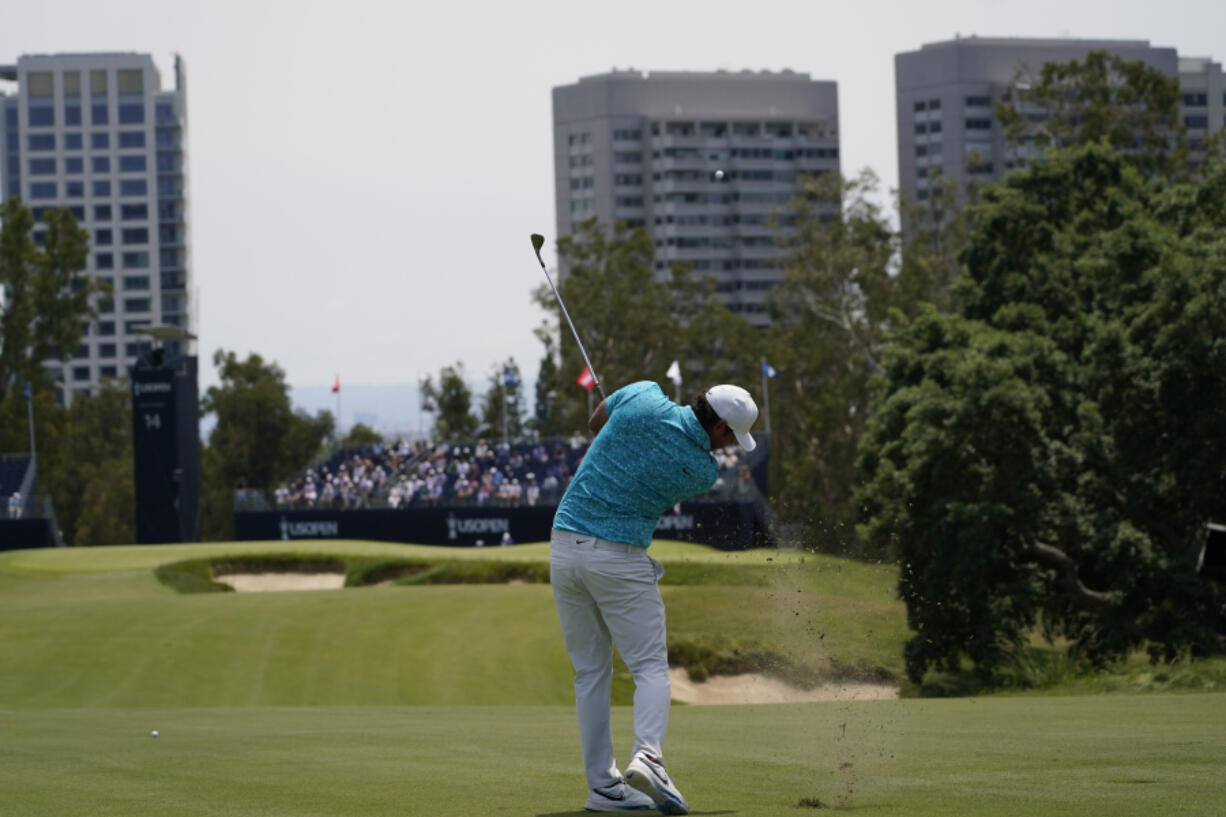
top-left (666, 360), bottom-right (682, 385)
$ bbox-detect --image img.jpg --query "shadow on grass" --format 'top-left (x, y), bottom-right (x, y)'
top-left (537, 812), bottom-right (736, 817)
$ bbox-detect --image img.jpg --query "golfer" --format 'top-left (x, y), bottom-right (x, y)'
top-left (551, 381), bottom-right (759, 813)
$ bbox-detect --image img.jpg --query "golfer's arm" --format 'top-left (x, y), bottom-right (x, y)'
top-left (588, 400), bottom-right (608, 435)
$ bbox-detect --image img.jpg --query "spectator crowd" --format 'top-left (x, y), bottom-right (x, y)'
top-left (267, 435), bottom-right (756, 512)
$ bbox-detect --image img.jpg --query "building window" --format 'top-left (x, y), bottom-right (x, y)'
top-left (1182, 92), bottom-right (1208, 107)
top-left (66, 181), bottom-right (85, 198)
top-left (122, 228), bottom-right (149, 245)
top-left (122, 252), bottom-right (150, 269)
top-left (117, 69), bottom-right (143, 94)
top-left (93, 156), bottom-right (111, 173)
top-left (90, 69), bottom-right (108, 95)
top-left (914, 100), bottom-right (927, 112)
top-left (928, 99), bottom-right (941, 110)
top-left (96, 253), bottom-right (114, 269)
top-left (93, 180), bottom-right (112, 197)
top-left (118, 131), bottom-right (146, 148)
top-left (914, 123), bottom-right (927, 134)
top-left (929, 121), bottom-right (943, 134)
top-left (97, 321), bottom-right (116, 336)
top-left (119, 155), bottom-right (147, 172)
top-left (64, 104), bottom-right (82, 126)
top-left (94, 205), bottom-right (113, 221)
top-left (91, 132), bottom-right (110, 149)
top-left (91, 104), bottom-right (109, 125)
top-left (28, 106), bottom-right (54, 127)
top-left (121, 204), bottom-right (148, 220)
top-left (965, 95), bottom-right (992, 108)
top-left (65, 157), bottom-right (84, 174)
top-left (613, 151), bottom-right (642, 163)
top-left (118, 103), bottom-right (145, 124)
top-left (73, 366), bottom-right (91, 382)
top-left (29, 158), bottom-right (56, 175)
top-left (156, 103), bottom-right (175, 124)
top-left (613, 129), bottom-right (642, 140)
top-left (28, 133), bottom-right (56, 151)
top-left (1185, 115), bottom-right (1209, 129)
top-left (965, 118), bottom-right (992, 130)
top-left (95, 229), bottom-right (113, 246)
top-left (99, 343), bottom-right (117, 358)
top-left (120, 179), bottom-right (148, 197)
top-left (124, 298), bottom-right (151, 313)
top-left (30, 182), bottom-right (57, 199)
top-left (100, 366), bottom-right (118, 379)
top-left (27, 71), bottom-right (54, 97)
top-left (65, 133), bottom-right (83, 150)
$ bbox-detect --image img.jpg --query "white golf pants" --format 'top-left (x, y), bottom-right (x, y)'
top-left (550, 528), bottom-right (671, 790)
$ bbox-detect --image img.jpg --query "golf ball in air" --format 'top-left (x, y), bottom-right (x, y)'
top-left (151, 730), bottom-right (159, 738)
top-left (713, 169), bottom-right (725, 180)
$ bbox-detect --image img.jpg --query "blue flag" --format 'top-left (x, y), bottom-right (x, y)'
top-left (23, 382), bottom-right (31, 400)
top-left (502, 367), bottom-right (519, 387)
top-left (761, 359), bottom-right (777, 378)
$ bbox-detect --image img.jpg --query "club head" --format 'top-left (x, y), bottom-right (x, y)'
top-left (530, 233), bottom-right (545, 254)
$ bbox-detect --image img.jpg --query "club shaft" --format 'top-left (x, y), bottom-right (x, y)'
top-left (537, 259), bottom-right (605, 403)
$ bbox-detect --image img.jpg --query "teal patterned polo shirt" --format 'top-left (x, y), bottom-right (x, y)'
top-left (553, 381), bottom-right (718, 547)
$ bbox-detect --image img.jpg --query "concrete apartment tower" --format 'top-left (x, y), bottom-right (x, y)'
top-left (895, 37), bottom-right (1224, 204)
top-left (552, 69), bottom-right (840, 325)
top-left (0, 52), bottom-right (192, 402)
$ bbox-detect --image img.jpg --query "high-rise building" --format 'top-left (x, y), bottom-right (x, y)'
top-left (552, 69), bottom-right (840, 325)
top-left (895, 37), bottom-right (1223, 204)
top-left (0, 52), bottom-right (192, 402)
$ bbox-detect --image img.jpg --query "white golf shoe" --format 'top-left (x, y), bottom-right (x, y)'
top-left (626, 751), bottom-right (689, 815)
top-left (584, 778), bottom-right (655, 812)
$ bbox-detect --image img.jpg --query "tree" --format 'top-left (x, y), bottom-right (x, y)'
top-left (764, 170), bottom-right (898, 551)
top-left (0, 198), bottom-right (99, 402)
top-left (479, 358), bottom-right (525, 440)
top-left (341, 422), bottom-right (382, 448)
top-left (51, 380), bottom-right (135, 546)
top-left (199, 350), bottom-right (334, 539)
top-left (857, 144), bottom-right (1226, 684)
top-left (996, 50), bottom-right (1186, 178)
top-left (421, 363), bottom-right (479, 440)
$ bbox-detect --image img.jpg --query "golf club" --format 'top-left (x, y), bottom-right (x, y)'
top-left (530, 233), bottom-right (606, 402)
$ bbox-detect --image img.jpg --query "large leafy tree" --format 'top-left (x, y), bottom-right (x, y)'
top-left (996, 50), bottom-right (1186, 178)
top-left (765, 170), bottom-right (898, 551)
top-left (0, 198), bottom-right (99, 401)
top-left (858, 144), bottom-right (1226, 683)
top-left (200, 350), bottom-right (334, 539)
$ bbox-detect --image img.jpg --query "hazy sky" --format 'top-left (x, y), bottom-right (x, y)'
top-left (4, 0), bottom-right (1224, 397)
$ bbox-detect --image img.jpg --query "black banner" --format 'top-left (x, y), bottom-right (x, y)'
top-left (234, 500), bottom-right (771, 551)
top-left (131, 355), bottom-right (200, 544)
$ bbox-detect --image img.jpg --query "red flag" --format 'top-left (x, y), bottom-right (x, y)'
top-left (331, 374), bottom-right (340, 394)
top-left (576, 367), bottom-right (595, 391)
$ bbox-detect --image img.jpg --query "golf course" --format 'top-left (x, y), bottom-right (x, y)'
top-left (2, 539), bottom-right (1223, 816)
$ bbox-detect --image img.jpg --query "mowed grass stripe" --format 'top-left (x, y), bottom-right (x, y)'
top-left (0, 584), bottom-right (575, 707)
top-left (2, 695), bottom-right (1224, 817)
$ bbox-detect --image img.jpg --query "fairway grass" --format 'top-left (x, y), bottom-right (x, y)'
top-left (3, 695), bottom-right (1224, 817)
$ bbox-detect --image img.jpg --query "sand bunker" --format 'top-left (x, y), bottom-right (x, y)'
top-left (218, 573), bottom-right (347, 592)
top-left (668, 668), bottom-right (897, 705)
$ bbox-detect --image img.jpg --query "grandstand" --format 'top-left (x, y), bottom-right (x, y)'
top-left (0, 454), bottom-right (62, 549)
top-left (234, 435), bottom-right (775, 550)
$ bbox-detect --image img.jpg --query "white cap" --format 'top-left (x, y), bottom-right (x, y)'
top-left (705, 385), bottom-right (759, 451)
